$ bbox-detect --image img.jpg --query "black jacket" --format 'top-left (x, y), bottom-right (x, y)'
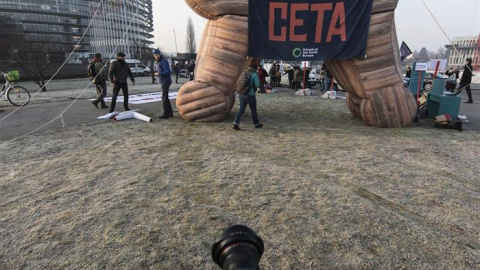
top-left (109, 60), bottom-right (135, 84)
top-left (461, 63), bottom-right (473, 84)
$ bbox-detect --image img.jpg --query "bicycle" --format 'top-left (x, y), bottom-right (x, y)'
top-left (0, 71), bottom-right (30, 106)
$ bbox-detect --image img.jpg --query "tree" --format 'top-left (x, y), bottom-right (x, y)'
top-left (417, 47), bottom-right (430, 62)
top-left (185, 17), bottom-right (196, 53)
top-left (436, 47), bottom-right (446, 59)
top-left (1, 32), bottom-right (70, 92)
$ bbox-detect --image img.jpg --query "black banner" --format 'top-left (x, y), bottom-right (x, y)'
top-left (400, 41), bottom-right (413, 61)
top-left (248, 0), bottom-right (374, 61)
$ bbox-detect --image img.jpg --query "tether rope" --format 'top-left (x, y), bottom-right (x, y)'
top-left (0, 0), bottom-right (106, 124)
top-left (419, 0), bottom-right (476, 93)
top-left (10, 2), bottom-right (142, 142)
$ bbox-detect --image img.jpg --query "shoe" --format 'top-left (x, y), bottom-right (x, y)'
top-left (101, 105), bottom-right (109, 109)
top-left (255, 124), bottom-right (263, 129)
top-left (232, 124), bottom-right (241, 130)
top-left (91, 101), bottom-right (99, 108)
top-left (158, 115), bottom-right (170, 119)
top-left (125, 108), bottom-right (131, 111)
top-left (464, 101), bottom-right (473, 103)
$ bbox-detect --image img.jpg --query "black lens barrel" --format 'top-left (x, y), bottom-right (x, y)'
top-left (212, 225), bottom-right (264, 270)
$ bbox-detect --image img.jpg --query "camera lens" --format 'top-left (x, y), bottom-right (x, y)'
top-left (212, 225), bottom-right (264, 270)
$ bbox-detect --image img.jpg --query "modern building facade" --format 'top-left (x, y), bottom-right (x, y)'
top-left (446, 35), bottom-right (479, 71)
top-left (0, 0), bottom-right (153, 60)
top-left (88, 0), bottom-right (154, 59)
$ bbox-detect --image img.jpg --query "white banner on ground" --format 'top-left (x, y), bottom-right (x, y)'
top-left (96, 91), bottom-right (178, 104)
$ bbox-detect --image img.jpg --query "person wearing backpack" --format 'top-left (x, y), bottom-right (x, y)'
top-left (88, 53), bottom-right (109, 109)
top-left (233, 63), bottom-right (263, 130)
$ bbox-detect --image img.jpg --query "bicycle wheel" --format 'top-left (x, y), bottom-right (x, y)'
top-left (7, 86), bottom-right (30, 106)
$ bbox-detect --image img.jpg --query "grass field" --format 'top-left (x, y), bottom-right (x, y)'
top-left (1, 92), bottom-right (479, 269)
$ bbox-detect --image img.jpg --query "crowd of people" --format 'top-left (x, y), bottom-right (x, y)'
top-left (85, 54), bottom-right (475, 127)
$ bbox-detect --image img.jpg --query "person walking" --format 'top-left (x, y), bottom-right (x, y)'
top-left (322, 63), bottom-right (334, 92)
top-left (257, 65), bottom-right (268, 93)
top-left (233, 63), bottom-right (263, 130)
top-left (284, 68), bottom-right (294, 89)
top-left (153, 49), bottom-right (174, 118)
top-left (293, 66), bottom-right (303, 90)
top-left (268, 64), bottom-right (277, 87)
top-left (275, 64), bottom-right (281, 86)
top-left (458, 58), bottom-right (474, 103)
top-left (108, 52), bottom-right (135, 113)
top-left (173, 63), bottom-right (180, 84)
top-left (188, 60), bottom-right (195, 81)
top-left (88, 53), bottom-right (109, 109)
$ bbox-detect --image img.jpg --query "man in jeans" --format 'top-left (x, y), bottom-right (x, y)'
top-left (108, 52), bottom-right (135, 113)
top-left (233, 63), bottom-right (263, 130)
top-left (153, 49), bottom-right (173, 118)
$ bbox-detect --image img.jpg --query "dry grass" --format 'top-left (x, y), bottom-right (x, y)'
top-left (1, 92), bottom-right (479, 269)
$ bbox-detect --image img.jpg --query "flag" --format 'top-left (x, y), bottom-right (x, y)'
top-left (400, 41), bottom-right (412, 61)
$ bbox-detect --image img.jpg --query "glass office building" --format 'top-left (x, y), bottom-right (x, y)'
top-left (0, 0), bottom-right (153, 59)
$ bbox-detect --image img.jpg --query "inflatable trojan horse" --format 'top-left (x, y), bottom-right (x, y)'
top-left (176, 0), bottom-right (417, 127)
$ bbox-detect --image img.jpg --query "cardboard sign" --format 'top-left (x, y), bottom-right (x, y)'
top-left (415, 62), bottom-right (428, 71)
top-left (428, 59), bottom-right (448, 71)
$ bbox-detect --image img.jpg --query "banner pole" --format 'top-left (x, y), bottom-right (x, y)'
top-left (417, 71), bottom-right (422, 107)
top-left (433, 60), bottom-right (440, 77)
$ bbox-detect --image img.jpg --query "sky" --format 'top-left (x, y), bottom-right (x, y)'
top-left (152, 0), bottom-right (480, 55)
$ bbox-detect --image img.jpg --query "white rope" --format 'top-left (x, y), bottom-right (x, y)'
top-left (11, 1), bottom-right (142, 142)
top-left (0, 0), bottom-right (105, 123)
top-left (419, 0), bottom-right (475, 92)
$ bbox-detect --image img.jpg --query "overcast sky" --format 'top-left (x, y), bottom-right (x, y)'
top-left (152, 0), bottom-right (480, 54)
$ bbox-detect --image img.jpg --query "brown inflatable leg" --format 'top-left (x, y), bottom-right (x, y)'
top-left (327, 5), bottom-right (417, 127)
top-left (176, 15), bottom-right (249, 122)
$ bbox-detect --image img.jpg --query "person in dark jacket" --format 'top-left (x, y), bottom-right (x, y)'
top-left (268, 64), bottom-right (277, 87)
top-left (188, 60), bottom-right (195, 81)
top-left (233, 63), bottom-right (263, 130)
top-left (88, 53), bottom-right (109, 109)
top-left (173, 63), bottom-right (180, 84)
top-left (153, 49), bottom-right (173, 118)
top-left (405, 66), bottom-right (412, 78)
top-left (458, 58), bottom-right (474, 103)
top-left (257, 66), bottom-right (268, 93)
top-left (108, 52), bottom-right (135, 113)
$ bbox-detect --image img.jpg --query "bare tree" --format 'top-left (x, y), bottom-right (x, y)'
top-left (185, 17), bottom-right (196, 53)
top-left (2, 33), bottom-right (69, 91)
top-left (436, 47), bottom-right (446, 59)
top-left (417, 47), bottom-right (430, 62)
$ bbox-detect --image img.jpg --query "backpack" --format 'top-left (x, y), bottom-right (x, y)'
top-left (236, 70), bottom-right (252, 95)
top-left (87, 62), bottom-right (97, 80)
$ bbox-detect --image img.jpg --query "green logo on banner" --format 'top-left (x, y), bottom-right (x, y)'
top-left (292, 48), bottom-right (302, 58)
